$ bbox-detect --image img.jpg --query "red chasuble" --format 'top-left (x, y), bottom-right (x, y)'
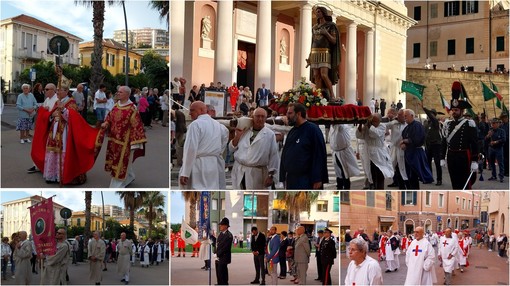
top-left (31, 98), bottom-right (99, 184)
top-left (98, 102), bottom-right (147, 180)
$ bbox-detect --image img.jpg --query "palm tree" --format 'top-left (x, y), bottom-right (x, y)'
top-left (142, 192), bottom-right (166, 238)
top-left (149, 0), bottom-right (169, 27)
top-left (181, 192), bottom-right (201, 228)
top-left (84, 191), bottom-right (92, 237)
top-left (276, 191), bottom-right (320, 224)
top-left (74, 0), bottom-right (119, 92)
top-left (117, 191), bottom-right (146, 230)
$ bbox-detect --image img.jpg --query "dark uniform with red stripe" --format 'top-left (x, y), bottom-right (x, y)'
top-left (319, 237), bottom-right (336, 285)
top-left (442, 118), bottom-right (478, 189)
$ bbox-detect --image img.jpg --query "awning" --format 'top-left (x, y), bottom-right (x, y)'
top-left (379, 216), bottom-right (396, 223)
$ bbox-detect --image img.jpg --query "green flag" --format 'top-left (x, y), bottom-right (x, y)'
top-left (481, 81), bottom-right (497, 101)
top-left (401, 80), bottom-right (425, 101)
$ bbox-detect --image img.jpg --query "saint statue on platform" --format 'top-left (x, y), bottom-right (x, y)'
top-left (201, 16), bottom-right (212, 40)
top-left (306, 6), bottom-right (340, 101)
top-left (280, 37), bottom-right (287, 57)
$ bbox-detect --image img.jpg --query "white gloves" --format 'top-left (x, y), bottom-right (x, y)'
top-left (440, 160), bottom-right (446, 167)
top-left (470, 162), bottom-right (478, 172)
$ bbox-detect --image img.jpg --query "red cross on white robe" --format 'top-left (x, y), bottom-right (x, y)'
top-left (412, 245), bottom-right (423, 256)
top-left (443, 240), bottom-right (449, 247)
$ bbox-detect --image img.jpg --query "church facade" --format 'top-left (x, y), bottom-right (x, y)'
top-left (171, 0), bottom-right (416, 106)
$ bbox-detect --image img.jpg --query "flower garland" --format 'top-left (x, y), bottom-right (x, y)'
top-left (275, 78), bottom-right (328, 107)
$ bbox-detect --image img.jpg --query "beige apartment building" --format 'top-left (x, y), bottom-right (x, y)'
top-left (341, 191), bottom-right (482, 240)
top-left (171, 0), bottom-right (416, 106)
top-left (480, 191), bottom-right (509, 235)
top-left (405, 0), bottom-right (509, 73)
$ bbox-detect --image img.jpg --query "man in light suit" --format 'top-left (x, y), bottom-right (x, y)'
top-left (292, 226), bottom-right (311, 285)
top-left (256, 83), bottom-right (271, 107)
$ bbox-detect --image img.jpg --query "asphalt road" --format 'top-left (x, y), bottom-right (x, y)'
top-left (1, 105), bottom-right (169, 188)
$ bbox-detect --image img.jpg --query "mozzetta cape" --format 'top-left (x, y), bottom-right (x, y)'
top-left (31, 99), bottom-right (99, 184)
top-left (97, 102), bottom-right (147, 180)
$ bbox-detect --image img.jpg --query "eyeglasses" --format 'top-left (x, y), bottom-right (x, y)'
top-left (45, 88), bottom-right (54, 91)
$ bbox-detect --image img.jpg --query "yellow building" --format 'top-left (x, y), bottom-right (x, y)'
top-left (79, 38), bottom-right (143, 76)
top-left (118, 219), bottom-right (149, 239)
top-left (69, 211), bottom-right (104, 232)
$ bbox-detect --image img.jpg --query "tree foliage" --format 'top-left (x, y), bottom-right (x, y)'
top-left (141, 50), bottom-right (169, 90)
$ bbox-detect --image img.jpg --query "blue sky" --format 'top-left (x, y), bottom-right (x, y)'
top-left (0, 0), bottom-right (168, 42)
top-left (170, 191), bottom-right (185, 224)
top-left (0, 190), bottom-right (168, 214)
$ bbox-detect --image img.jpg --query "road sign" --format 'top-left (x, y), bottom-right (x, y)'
top-left (60, 208), bottom-right (72, 220)
top-left (30, 68), bottom-right (36, 81)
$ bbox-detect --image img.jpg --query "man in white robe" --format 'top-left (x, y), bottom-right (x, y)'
top-left (230, 108), bottom-right (279, 189)
top-left (345, 237), bottom-right (383, 285)
top-left (385, 109), bottom-right (408, 187)
top-left (404, 227), bottom-right (436, 285)
top-left (42, 228), bottom-right (70, 285)
top-left (139, 240), bottom-right (150, 268)
top-left (131, 243), bottom-right (137, 265)
top-left (329, 124), bottom-right (360, 189)
top-left (438, 228), bottom-right (458, 285)
top-left (385, 231), bottom-right (400, 272)
top-left (179, 101), bottom-right (229, 189)
top-left (356, 113), bottom-right (394, 189)
top-left (88, 231), bottom-right (106, 285)
top-left (117, 233), bottom-right (133, 284)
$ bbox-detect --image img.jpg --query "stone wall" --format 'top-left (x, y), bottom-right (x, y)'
top-left (405, 68), bottom-right (509, 118)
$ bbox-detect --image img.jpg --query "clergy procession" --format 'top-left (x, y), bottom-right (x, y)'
top-left (343, 226), bottom-right (509, 285)
top-left (1, 230), bottom-right (168, 285)
top-left (172, 78), bottom-right (508, 190)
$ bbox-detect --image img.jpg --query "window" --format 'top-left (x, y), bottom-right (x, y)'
top-left (466, 37), bottom-right (474, 54)
top-left (95, 221), bottom-right (99, 230)
top-left (212, 199), bottom-right (218, 210)
top-left (414, 6), bottom-right (422, 20)
top-left (413, 43), bottom-right (421, 58)
top-left (496, 64), bottom-right (505, 72)
top-left (243, 195), bottom-right (257, 216)
top-left (448, 39), bottom-right (456, 55)
top-left (272, 209), bottom-right (289, 224)
top-left (468, 199), bottom-right (471, 210)
top-left (317, 200), bottom-right (328, 212)
top-left (106, 53), bottom-right (110, 66)
top-left (481, 211), bottom-right (488, 223)
top-left (462, 198), bottom-right (466, 209)
top-left (77, 218), bottom-right (81, 226)
top-left (425, 191), bottom-right (431, 206)
top-left (462, 1), bottom-right (479, 14)
top-left (340, 191), bottom-right (350, 204)
top-left (386, 192), bottom-right (392, 210)
top-left (439, 193), bottom-right (444, 208)
top-left (444, 1), bottom-right (460, 17)
top-left (430, 41), bottom-right (438, 57)
top-left (111, 54), bottom-right (115, 67)
top-left (333, 196), bottom-right (339, 212)
top-left (134, 59), bottom-right (138, 70)
top-left (33, 35), bottom-right (37, 52)
top-left (430, 3), bottom-right (438, 18)
top-left (474, 200), bottom-right (479, 211)
top-left (496, 36), bottom-right (505, 52)
top-left (401, 191), bottom-right (417, 205)
top-left (122, 56), bottom-right (126, 70)
top-left (366, 192), bottom-right (375, 207)
top-left (456, 197), bottom-right (460, 204)
top-left (21, 32), bottom-right (26, 48)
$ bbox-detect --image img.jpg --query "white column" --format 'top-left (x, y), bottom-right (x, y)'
top-left (255, 0), bottom-right (272, 90)
top-left (270, 14), bottom-right (278, 91)
top-left (182, 1), bottom-right (195, 83)
top-left (345, 22), bottom-right (357, 105)
top-left (293, 21), bottom-right (301, 84)
top-left (215, 0), bottom-right (234, 86)
top-left (170, 0), bottom-right (185, 77)
top-left (299, 3), bottom-right (312, 80)
top-left (364, 29), bottom-right (374, 105)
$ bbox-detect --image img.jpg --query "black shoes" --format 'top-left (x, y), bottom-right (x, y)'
top-left (488, 177), bottom-right (498, 181)
top-left (45, 180), bottom-right (58, 184)
top-left (27, 166), bottom-right (40, 173)
top-left (435, 180), bottom-right (442, 186)
top-left (385, 269), bottom-right (392, 273)
top-left (250, 281), bottom-right (259, 284)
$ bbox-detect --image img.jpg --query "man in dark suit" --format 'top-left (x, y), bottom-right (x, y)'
top-left (250, 226), bottom-right (266, 285)
top-left (216, 217), bottom-right (233, 285)
top-left (320, 228), bottom-right (337, 285)
top-left (314, 230), bottom-right (324, 282)
top-left (256, 83), bottom-right (271, 107)
top-left (278, 231), bottom-right (289, 279)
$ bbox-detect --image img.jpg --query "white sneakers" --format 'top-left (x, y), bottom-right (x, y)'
top-left (20, 138), bottom-right (32, 144)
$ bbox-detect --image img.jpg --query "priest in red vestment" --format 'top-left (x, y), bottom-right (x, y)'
top-left (31, 83), bottom-right (99, 185)
top-left (99, 86), bottom-right (147, 187)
